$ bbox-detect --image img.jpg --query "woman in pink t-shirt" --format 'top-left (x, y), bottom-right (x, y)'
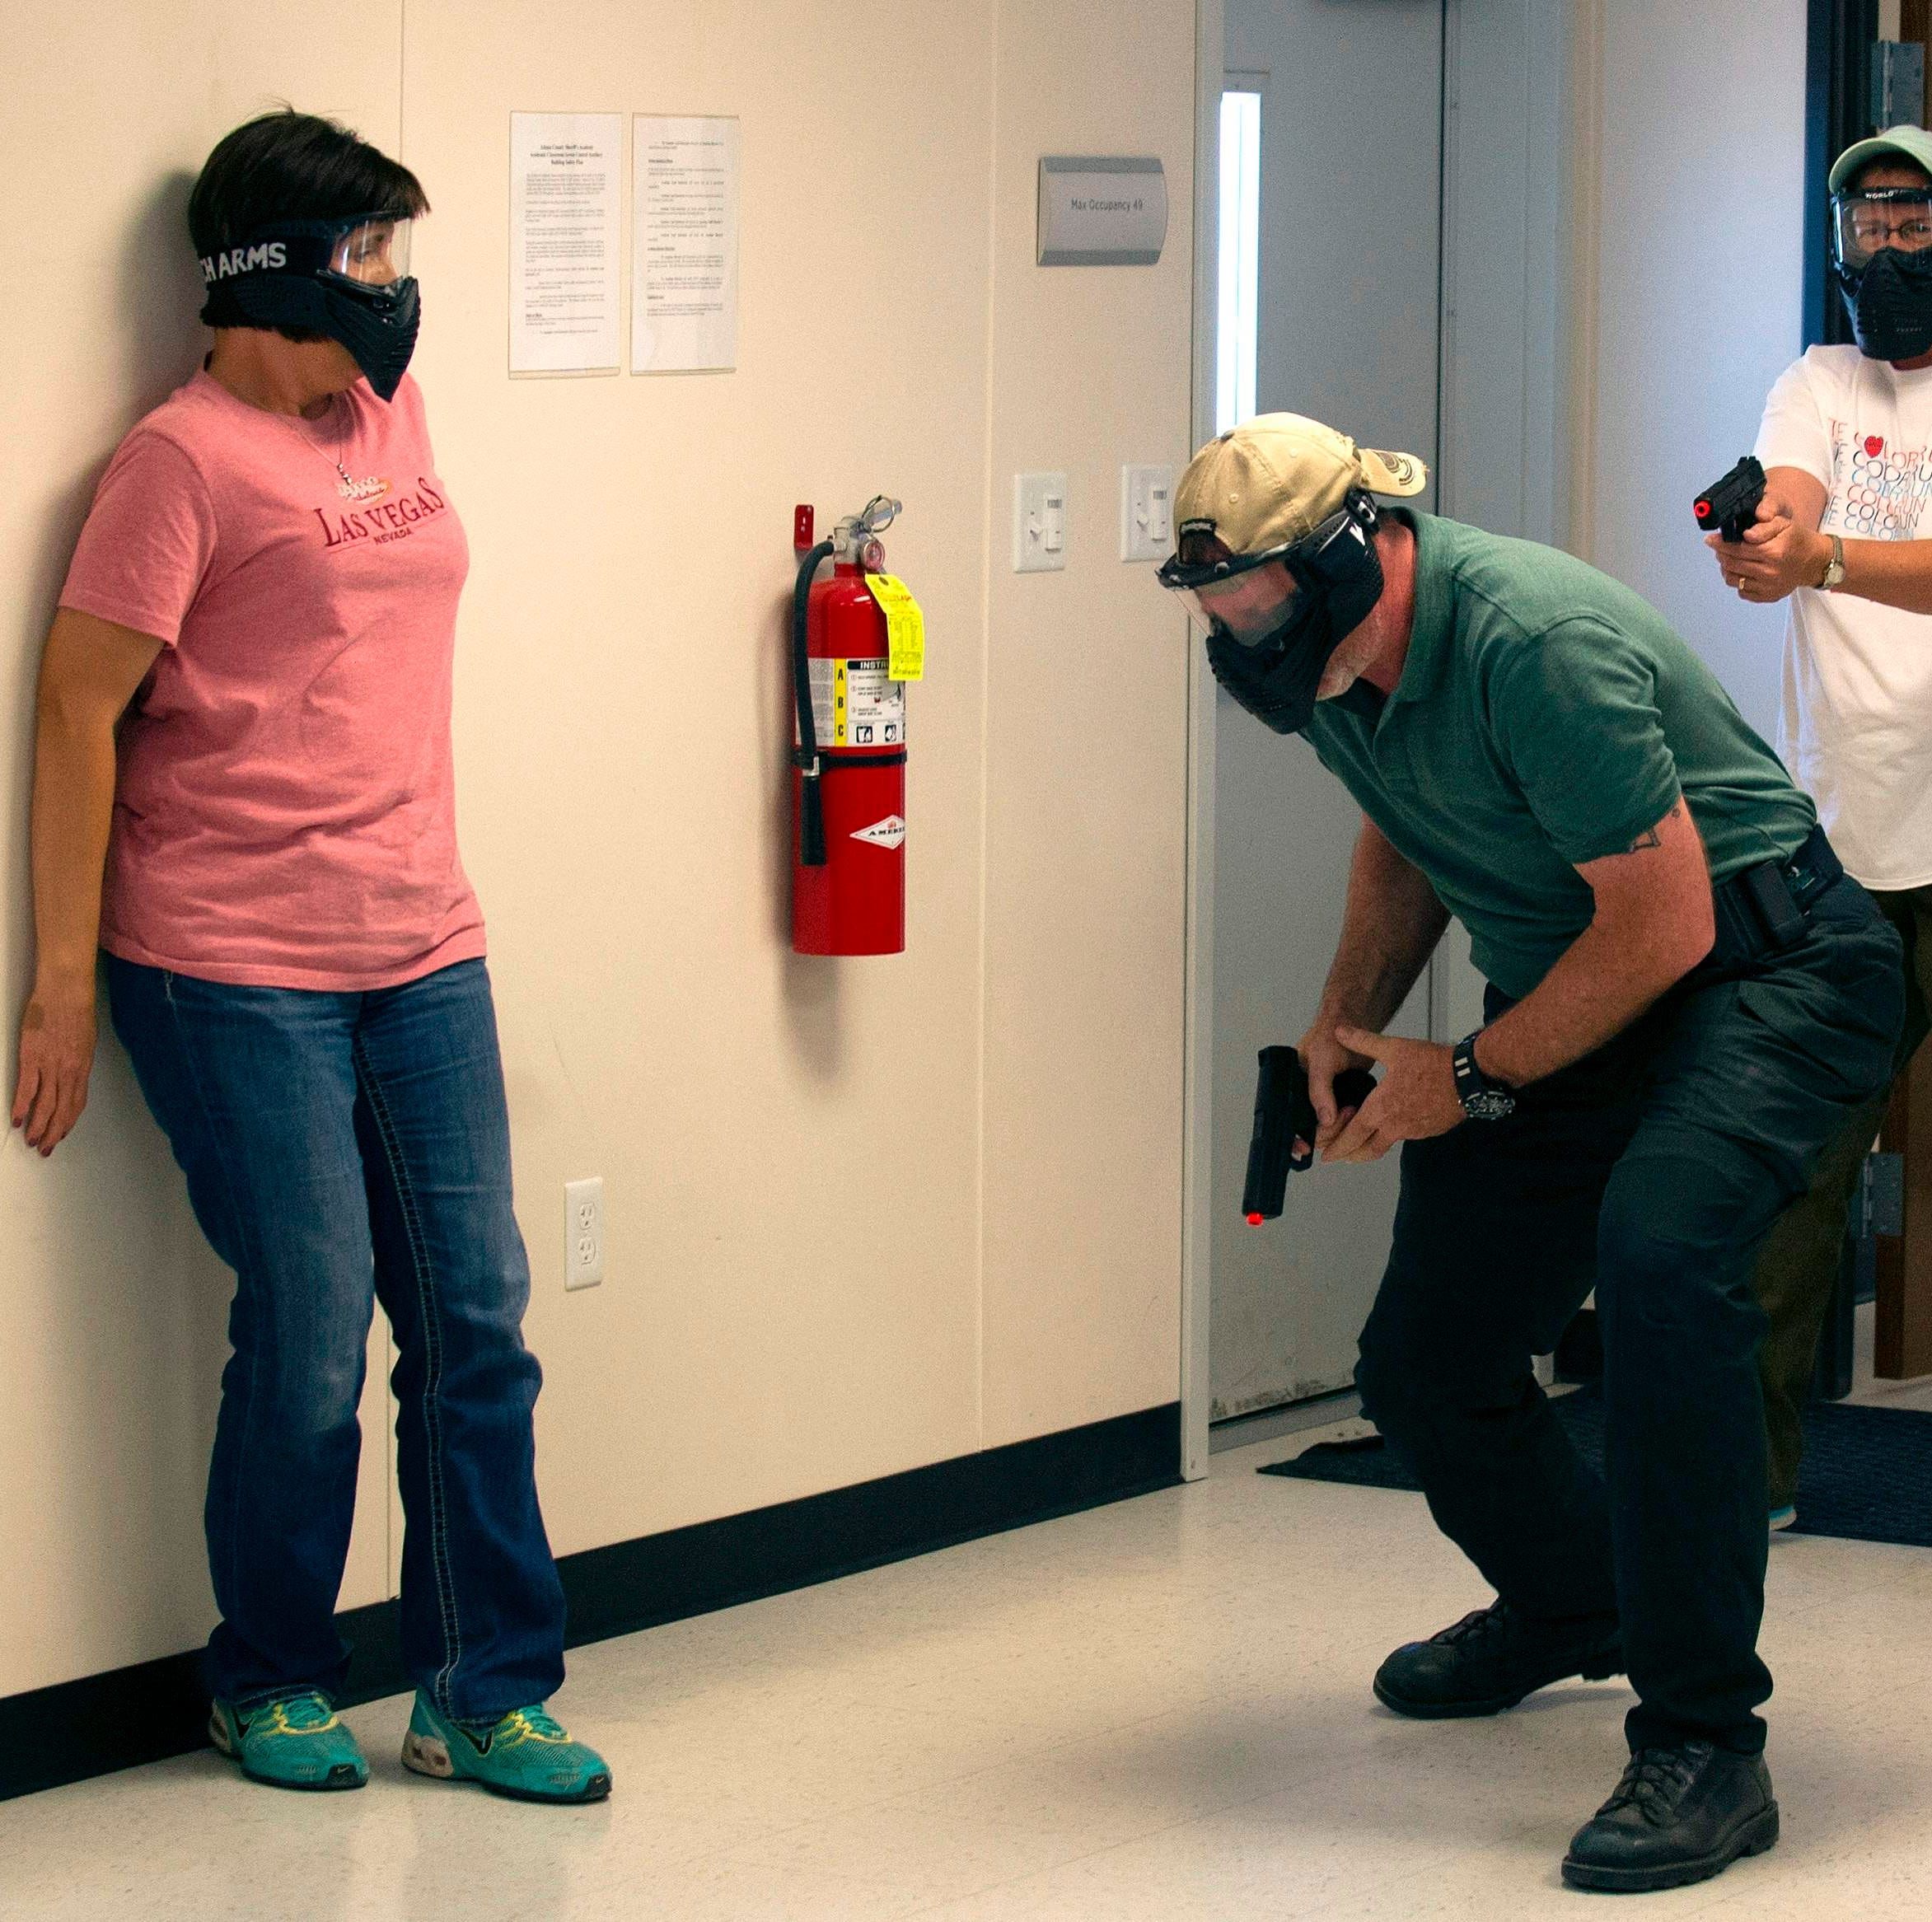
top-left (10, 110), bottom-right (608, 1803)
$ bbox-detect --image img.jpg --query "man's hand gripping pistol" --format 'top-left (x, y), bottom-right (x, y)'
top-left (1241, 1046), bottom-right (1378, 1225)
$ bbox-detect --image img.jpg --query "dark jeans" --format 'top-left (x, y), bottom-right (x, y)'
top-left (1752, 884), bottom-right (1932, 1507)
top-left (106, 955), bottom-right (566, 1721)
top-left (1355, 878), bottom-right (1902, 1756)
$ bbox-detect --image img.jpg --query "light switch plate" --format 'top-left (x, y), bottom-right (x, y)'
top-left (1014, 472), bottom-right (1069, 573)
top-left (1120, 463), bottom-right (1174, 562)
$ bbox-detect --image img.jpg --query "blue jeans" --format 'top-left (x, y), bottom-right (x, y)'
top-left (106, 956), bottom-right (566, 1720)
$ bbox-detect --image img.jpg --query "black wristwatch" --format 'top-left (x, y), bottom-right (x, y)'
top-left (1452, 1031), bottom-right (1517, 1121)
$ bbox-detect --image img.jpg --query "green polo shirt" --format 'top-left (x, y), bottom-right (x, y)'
top-left (1303, 512), bottom-right (1816, 1001)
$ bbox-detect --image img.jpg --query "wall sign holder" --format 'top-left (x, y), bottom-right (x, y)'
top-left (1036, 155), bottom-right (1168, 266)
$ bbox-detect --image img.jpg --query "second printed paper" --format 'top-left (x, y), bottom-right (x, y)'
top-left (633, 116), bottom-right (741, 373)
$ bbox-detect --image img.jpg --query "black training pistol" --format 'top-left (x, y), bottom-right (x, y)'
top-left (1693, 456), bottom-right (1766, 545)
top-left (1241, 1045), bottom-right (1378, 1226)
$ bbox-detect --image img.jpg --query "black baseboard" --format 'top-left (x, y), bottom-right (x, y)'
top-left (0, 1401), bottom-right (1180, 1804)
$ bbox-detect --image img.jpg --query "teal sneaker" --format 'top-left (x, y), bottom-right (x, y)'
top-left (208, 1691), bottom-right (368, 1790)
top-left (400, 1691), bottom-right (611, 1803)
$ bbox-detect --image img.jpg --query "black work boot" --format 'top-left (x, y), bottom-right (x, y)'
top-left (1372, 1598), bottom-right (1623, 1719)
top-left (1562, 1741), bottom-right (1779, 1892)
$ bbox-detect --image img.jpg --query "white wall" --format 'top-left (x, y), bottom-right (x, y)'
top-left (979, 10), bottom-right (1194, 1444)
top-left (1583, 0), bottom-right (1810, 739)
top-left (0, 0), bottom-right (1195, 1698)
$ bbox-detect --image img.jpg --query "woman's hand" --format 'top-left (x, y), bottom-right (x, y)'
top-left (11, 608), bottom-right (162, 1160)
top-left (12, 976), bottom-right (98, 1156)
top-left (1707, 496), bottom-right (1830, 605)
top-left (1321, 1027), bottom-right (1464, 1162)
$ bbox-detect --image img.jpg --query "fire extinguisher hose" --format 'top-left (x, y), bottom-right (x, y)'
top-left (792, 536), bottom-right (836, 867)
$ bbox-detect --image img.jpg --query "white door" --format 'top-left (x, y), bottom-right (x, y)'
top-left (1209, 0), bottom-right (1447, 1424)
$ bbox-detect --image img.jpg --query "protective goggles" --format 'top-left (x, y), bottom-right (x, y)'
top-left (1157, 533), bottom-right (1302, 642)
top-left (199, 213), bottom-right (414, 292)
top-left (1833, 188), bottom-right (1932, 274)
top-left (327, 215), bottom-right (412, 285)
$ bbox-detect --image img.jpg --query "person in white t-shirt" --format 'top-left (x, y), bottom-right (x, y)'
top-left (1711, 124), bottom-right (1932, 1528)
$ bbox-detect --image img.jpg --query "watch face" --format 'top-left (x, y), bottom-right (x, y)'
top-left (1463, 1087), bottom-right (1516, 1122)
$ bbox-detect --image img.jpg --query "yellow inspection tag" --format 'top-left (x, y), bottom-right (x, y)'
top-left (866, 573), bottom-right (926, 682)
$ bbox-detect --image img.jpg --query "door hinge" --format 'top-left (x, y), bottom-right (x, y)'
top-left (1861, 1151), bottom-right (1905, 1240)
top-left (1872, 41), bottom-right (1927, 132)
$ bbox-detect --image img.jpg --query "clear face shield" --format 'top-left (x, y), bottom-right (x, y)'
top-left (1156, 535), bottom-right (1303, 643)
top-left (1833, 188), bottom-right (1932, 274)
top-left (325, 216), bottom-right (414, 288)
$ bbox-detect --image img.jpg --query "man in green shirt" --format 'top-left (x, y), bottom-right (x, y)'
top-left (1161, 414), bottom-right (1902, 1895)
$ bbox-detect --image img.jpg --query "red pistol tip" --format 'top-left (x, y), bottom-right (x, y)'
top-left (1246, 1212), bottom-right (1265, 1227)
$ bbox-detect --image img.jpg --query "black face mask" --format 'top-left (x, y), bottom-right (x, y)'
top-left (1841, 246), bottom-right (1932, 363)
top-left (1202, 506), bottom-right (1387, 736)
top-left (200, 222), bottom-right (422, 401)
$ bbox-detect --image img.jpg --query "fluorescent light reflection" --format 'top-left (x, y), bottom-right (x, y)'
top-left (1217, 90), bottom-right (1261, 436)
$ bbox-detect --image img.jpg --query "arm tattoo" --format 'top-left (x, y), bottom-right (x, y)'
top-left (1613, 799), bottom-right (1683, 857)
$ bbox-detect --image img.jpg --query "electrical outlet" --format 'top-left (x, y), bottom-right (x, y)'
top-left (564, 1176), bottom-right (605, 1290)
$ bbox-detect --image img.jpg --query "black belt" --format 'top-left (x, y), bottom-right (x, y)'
top-left (1707, 822), bottom-right (1844, 970)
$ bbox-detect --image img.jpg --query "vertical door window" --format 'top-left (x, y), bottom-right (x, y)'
top-left (1217, 87), bottom-right (1262, 435)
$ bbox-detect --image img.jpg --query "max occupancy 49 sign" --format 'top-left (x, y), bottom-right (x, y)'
top-left (1036, 156), bottom-right (1167, 267)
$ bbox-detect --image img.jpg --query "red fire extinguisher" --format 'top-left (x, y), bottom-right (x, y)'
top-left (791, 495), bottom-right (910, 956)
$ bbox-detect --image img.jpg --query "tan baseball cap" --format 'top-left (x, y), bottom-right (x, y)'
top-left (1172, 413), bottom-right (1428, 558)
top-left (1830, 124), bottom-right (1932, 193)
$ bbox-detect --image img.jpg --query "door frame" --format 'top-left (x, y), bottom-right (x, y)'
top-left (1180, 0), bottom-right (1224, 1480)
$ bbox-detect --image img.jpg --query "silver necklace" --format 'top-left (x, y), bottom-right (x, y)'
top-left (287, 399), bottom-right (386, 503)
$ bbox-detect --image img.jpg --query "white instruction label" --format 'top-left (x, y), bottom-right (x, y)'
top-left (806, 657), bottom-right (907, 748)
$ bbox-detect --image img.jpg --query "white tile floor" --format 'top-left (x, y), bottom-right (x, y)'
top-left (7, 1321), bottom-right (1932, 1922)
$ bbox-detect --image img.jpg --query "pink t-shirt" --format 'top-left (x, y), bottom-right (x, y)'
top-left (60, 368), bottom-right (484, 990)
